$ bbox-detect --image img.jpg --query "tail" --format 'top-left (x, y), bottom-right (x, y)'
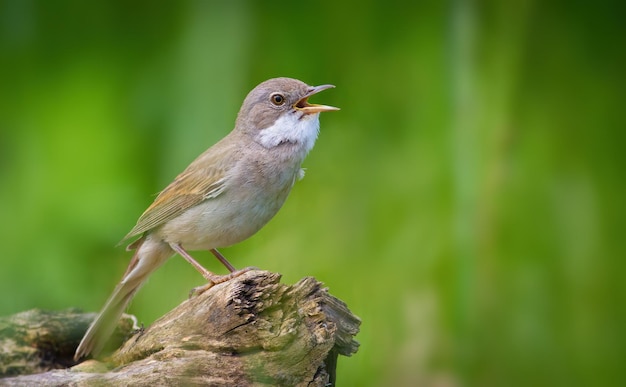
top-left (74, 236), bottom-right (173, 361)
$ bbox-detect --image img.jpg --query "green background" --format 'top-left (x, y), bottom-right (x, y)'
top-left (1, 1), bottom-right (624, 386)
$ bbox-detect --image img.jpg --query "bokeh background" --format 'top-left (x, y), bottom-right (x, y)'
top-left (1, 1), bottom-right (624, 386)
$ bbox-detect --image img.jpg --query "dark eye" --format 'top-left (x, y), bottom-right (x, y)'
top-left (270, 93), bottom-right (285, 106)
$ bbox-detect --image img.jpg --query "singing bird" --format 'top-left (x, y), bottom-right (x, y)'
top-left (74, 77), bottom-right (338, 360)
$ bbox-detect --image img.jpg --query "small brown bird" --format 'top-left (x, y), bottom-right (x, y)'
top-left (74, 77), bottom-right (338, 361)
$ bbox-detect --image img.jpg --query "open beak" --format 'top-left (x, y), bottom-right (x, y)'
top-left (294, 84), bottom-right (340, 114)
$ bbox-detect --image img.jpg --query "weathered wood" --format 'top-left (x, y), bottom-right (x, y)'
top-left (0, 270), bottom-right (360, 386)
top-left (0, 308), bottom-right (135, 377)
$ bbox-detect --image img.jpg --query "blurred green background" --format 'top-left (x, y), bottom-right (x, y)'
top-left (1, 1), bottom-right (624, 386)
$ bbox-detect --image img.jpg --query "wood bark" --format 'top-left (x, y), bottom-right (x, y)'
top-left (0, 270), bottom-right (360, 386)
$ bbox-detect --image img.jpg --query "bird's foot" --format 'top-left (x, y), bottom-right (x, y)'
top-left (188, 266), bottom-right (258, 298)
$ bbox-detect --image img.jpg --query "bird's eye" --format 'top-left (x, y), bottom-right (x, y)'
top-left (270, 93), bottom-right (285, 106)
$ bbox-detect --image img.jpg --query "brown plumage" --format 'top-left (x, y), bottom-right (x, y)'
top-left (74, 78), bottom-right (338, 361)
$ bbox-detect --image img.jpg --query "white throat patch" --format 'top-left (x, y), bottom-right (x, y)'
top-left (257, 112), bottom-right (320, 154)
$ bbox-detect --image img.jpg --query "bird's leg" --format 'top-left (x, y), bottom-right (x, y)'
top-left (170, 243), bottom-right (220, 282)
top-left (170, 243), bottom-right (254, 297)
top-left (210, 248), bottom-right (236, 272)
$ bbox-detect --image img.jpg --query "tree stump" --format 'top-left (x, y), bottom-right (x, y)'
top-left (0, 270), bottom-right (360, 386)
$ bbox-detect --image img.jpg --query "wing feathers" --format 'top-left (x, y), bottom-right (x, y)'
top-left (122, 133), bottom-right (244, 243)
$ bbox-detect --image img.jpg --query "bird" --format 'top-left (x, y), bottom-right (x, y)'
top-left (74, 77), bottom-right (338, 361)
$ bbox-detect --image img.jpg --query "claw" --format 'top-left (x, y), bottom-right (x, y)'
top-left (187, 267), bottom-right (257, 298)
top-left (189, 282), bottom-right (214, 298)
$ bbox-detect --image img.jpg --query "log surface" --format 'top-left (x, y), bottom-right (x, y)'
top-left (0, 270), bottom-right (360, 386)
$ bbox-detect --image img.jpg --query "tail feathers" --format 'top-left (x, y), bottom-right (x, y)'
top-left (74, 280), bottom-right (140, 361)
top-left (74, 236), bottom-right (173, 361)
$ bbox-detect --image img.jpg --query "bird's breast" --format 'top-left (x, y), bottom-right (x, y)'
top-left (157, 156), bottom-right (301, 251)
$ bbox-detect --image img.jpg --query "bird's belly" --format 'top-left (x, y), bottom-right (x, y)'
top-left (156, 181), bottom-right (293, 251)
